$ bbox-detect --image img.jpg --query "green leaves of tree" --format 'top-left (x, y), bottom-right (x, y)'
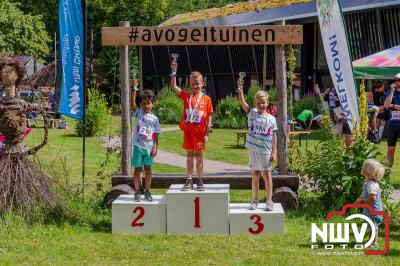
top-left (0, 0), bottom-right (50, 60)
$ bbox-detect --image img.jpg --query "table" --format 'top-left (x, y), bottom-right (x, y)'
top-left (235, 131), bottom-right (248, 147)
top-left (289, 131), bottom-right (311, 149)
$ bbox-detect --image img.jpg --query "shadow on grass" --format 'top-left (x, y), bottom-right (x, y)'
top-left (224, 145), bottom-right (247, 150)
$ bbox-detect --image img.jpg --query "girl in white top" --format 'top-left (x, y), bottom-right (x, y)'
top-left (237, 78), bottom-right (277, 211)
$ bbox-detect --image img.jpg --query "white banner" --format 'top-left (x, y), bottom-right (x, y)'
top-left (316, 0), bottom-right (359, 131)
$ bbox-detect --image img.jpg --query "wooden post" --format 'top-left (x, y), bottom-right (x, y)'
top-left (263, 45), bottom-right (267, 90)
top-left (139, 46), bottom-right (143, 92)
top-left (119, 21), bottom-right (131, 176)
top-left (275, 20), bottom-right (288, 175)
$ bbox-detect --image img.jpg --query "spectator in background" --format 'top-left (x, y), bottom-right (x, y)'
top-left (341, 112), bottom-right (353, 147)
top-left (296, 109), bottom-right (314, 130)
top-left (373, 83), bottom-right (388, 140)
top-left (383, 74), bottom-right (400, 167)
top-left (48, 87), bottom-right (61, 119)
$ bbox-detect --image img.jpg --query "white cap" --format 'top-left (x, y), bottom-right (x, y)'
top-left (395, 73), bottom-right (400, 79)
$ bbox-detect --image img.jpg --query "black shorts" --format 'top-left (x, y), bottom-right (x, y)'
top-left (387, 124), bottom-right (400, 147)
top-left (377, 111), bottom-right (389, 121)
top-left (342, 121), bottom-right (351, 135)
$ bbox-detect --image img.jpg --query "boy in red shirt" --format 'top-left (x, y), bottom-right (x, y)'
top-left (170, 62), bottom-right (213, 191)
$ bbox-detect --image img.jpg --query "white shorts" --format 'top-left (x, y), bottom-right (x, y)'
top-left (249, 151), bottom-right (272, 171)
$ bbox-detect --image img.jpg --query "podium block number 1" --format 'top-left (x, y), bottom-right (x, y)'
top-left (248, 214), bottom-right (264, 234)
top-left (131, 206), bottom-right (145, 227)
top-left (194, 197), bottom-right (201, 228)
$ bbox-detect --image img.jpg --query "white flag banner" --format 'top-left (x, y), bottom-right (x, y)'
top-left (316, 0), bottom-right (359, 131)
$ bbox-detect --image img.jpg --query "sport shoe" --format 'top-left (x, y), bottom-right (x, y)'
top-left (181, 178), bottom-right (193, 191)
top-left (248, 199), bottom-right (259, 210)
top-left (196, 178), bottom-right (205, 191)
top-left (265, 200), bottom-right (274, 211)
top-left (144, 190), bottom-right (153, 201)
top-left (134, 190), bottom-right (141, 202)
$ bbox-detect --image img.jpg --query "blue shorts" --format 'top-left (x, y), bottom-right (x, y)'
top-left (132, 146), bottom-right (154, 168)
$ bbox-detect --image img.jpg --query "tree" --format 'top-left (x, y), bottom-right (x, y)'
top-left (0, 0), bottom-right (50, 60)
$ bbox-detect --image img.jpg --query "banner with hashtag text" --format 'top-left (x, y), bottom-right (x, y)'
top-left (102, 26), bottom-right (303, 46)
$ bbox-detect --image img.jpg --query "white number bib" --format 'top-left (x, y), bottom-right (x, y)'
top-left (185, 109), bottom-right (203, 124)
top-left (254, 124), bottom-right (267, 135)
top-left (391, 110), bottom-right (400, 121)
top-left (139, 125), bottom-right (153, 140)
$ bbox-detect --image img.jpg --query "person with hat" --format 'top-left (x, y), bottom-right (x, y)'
top-left (383, 73), bottom-right (400, 167)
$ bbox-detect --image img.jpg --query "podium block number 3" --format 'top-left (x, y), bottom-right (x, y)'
top-left (131, 206), bottom-right (145, 227)
top-left (248, 214), bottom-right (264, 234)
top-left (194, 197), bottom-right (201, 228)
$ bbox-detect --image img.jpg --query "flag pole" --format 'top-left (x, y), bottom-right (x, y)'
top-left (82, 0), bottom-right (87, 200)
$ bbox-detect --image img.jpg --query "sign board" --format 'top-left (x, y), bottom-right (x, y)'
top-left (102, 25), bottom-right (303, 46)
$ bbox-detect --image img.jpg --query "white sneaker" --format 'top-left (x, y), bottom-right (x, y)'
top-left (265, 200), bottom-right (274, 211)
top-left (248, 200), bottom-right (259, 210)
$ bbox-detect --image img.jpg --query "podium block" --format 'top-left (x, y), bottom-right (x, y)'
top-left (229, 203), bottom-right (285, 235)
top-left (112, 195), bottom-right (166, 234)
top-left (166, 184), bottom-right (230, 235)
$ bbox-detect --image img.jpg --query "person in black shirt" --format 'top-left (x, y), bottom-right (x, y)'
top-left (373, 83), bottom-right (388, 140)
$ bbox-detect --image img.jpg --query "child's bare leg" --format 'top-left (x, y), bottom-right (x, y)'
top-left (374, 229), bottom-right (378, 245)
top-left (133, 167), bottom-right (141, 191)
top-left (252, 171), bottom-right (261, 201)
top-left (263, 170), bottom-right (273, 201)
top-left (194, 151), bottom-right (203, 178)
top-left (187, 150), bottom-right (194, 179)
top-left (144, 166), bottom-right (152, 191)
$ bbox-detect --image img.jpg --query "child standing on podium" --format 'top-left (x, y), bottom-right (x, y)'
top-left (237, 78), bottom-right (277, 211)
top-left (130, 88), bottom-right (161, 202)
top-left (170, 61), bottom-right (213, 191)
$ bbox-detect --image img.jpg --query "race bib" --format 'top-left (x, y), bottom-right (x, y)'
top-left (391, 110), bottom-right (400, 121)
top-left (185, 109), bottom-right (203, 124)
top-left (254, 124), bottom-right (271, 136)
top-left (139, 125), bottom-right (153, 140)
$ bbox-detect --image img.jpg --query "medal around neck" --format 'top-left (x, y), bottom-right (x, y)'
top-left (170, 53), bottom-right (179, 76)
top-left (236, 72), bottom-right (246, 92)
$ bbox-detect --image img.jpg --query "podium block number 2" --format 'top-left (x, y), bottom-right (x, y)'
top-left (248, 214), bottom-right (264, 234)
top-left (131, 206), bottom-right (145, 227)
top-left (194, 197), bottom-right (201, 228)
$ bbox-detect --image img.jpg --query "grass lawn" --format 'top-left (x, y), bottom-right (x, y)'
top-left (3, 118), bottom-right (398, 265)
top-left (0, 189), bottom-right (398, 265)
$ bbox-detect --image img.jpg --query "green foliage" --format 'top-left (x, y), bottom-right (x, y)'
top-left (214, 96), bottom-right (247, 129)
top-left (382, 198), bottom-right (400, 224)
top-left (75, 87), bottom-right (111, 137)
top-left (292, 130), bottom-right (346, 210)
top-left (287, 46), bottom-right (296, 119)
top-left (153, 86), bottom-right (183, 124)
top-left (0, 0), bottom-right (50, 60)
top-left (166, 0), bottom-right (239, 18)
top-left (291, 126), bottom-right (393, 210)
top-left (267, 87), bottom-right (278, 103)
top-left (293, 95), bottom-right (319, 118)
